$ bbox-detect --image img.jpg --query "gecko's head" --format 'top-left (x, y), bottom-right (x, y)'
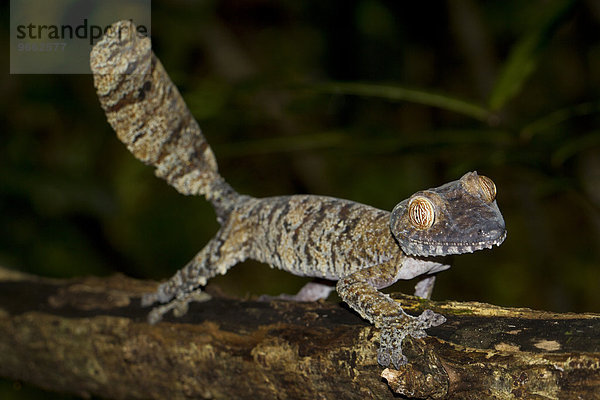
top-left (390, 171), bottom-right (506, 257)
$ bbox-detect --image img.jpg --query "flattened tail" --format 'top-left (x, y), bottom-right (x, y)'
top-left (90, 20), bottom-right (239, 223)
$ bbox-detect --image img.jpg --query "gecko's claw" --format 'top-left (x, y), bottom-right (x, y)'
top-left (378, 309), bottom-right (445, 369)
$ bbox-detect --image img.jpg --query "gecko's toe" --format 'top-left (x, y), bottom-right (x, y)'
top-left (390, 348), bottom-right (408, 369)
top-left (147, 307), bottom-right (164, 325)
top-left (378, 324), bottom-right (410, 368)
top-left (417, 309), bottom-right (446, 329)
top-left (141, 292), bottom-right (158, 307)
top-left (377, 345), bottom-right (408, 368)
top-left (377, 346), bottom-right (392, 367)
top-left (377, 310), bottom-right (446, 367)
top-left (173, 301), bottom-right (190, 318)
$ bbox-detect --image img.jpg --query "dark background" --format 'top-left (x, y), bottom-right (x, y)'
top-left (2, 0), bottom-right (600, 398)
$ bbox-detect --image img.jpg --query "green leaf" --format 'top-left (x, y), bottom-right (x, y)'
top-left (488, 0), bottom-right (576, 111)
top-left (315, 82), bottom-right (492, 122)
top-left (552, 131), bottom-right (600, 166)
top-left (521, 101), bottom-right (600, 140)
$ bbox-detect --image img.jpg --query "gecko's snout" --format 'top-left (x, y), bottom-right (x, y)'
top-left (490, 228), bottom-right (507, 247)
top-left (472, 219), bottom-right (507, 251)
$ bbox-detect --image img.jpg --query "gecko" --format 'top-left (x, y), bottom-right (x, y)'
top-left (90, 21), bottom-right (506, 369)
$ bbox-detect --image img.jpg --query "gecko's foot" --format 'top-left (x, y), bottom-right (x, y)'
top-left (378, 309), bottom-right (446, 369)
top-left (145, 290), bottom-right (212, 324)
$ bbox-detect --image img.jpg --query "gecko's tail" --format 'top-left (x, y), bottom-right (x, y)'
top-left (90, 20), bottom-right (238, 223)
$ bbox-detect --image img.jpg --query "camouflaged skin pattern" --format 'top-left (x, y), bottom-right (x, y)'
top-left (91, 21), bottom-right (506, 369)
top-left (90, 21), bottom-right (238, 223)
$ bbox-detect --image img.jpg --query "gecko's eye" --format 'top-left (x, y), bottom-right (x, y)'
top-left (408, 196), bottom-right (435, 229)
top-left (478, 175), bottom-right (496, 203)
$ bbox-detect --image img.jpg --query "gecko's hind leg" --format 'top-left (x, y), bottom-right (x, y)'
top-left (141, 223), bottom-right (250, 324)
top-left (414, 275), bottom-right (436, 299)
top-left (259, 281), bottom-right (335, 302)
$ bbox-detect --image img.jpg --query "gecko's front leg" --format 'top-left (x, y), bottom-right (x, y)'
top-left (336, 259), bottom-right (445, 368)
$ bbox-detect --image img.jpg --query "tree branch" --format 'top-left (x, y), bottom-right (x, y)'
top-left (0, 266), bottom-right (598, 399)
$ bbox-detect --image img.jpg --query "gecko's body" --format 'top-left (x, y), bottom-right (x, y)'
top-left (91, 21), bottom-right (506, 368)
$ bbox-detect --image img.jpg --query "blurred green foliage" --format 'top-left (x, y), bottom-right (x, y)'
top-left (2, 0), bottom-right (600, 396)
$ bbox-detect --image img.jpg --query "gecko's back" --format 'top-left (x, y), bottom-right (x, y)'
top-left (232, 195), bottom-right (400, 280)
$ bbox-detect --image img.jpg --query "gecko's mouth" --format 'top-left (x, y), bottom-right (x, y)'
top-left (402, 230), bottom-right (507, 257)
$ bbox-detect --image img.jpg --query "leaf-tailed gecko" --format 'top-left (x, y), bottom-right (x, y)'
top-left (90, 21), bottom-right (506, 369)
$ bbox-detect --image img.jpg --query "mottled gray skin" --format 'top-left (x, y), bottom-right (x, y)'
top-left (91, 21), bottom-right (507, 369)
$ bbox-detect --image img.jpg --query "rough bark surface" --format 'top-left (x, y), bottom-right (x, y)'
top-left (0, 266), bottom-right (599, 399)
